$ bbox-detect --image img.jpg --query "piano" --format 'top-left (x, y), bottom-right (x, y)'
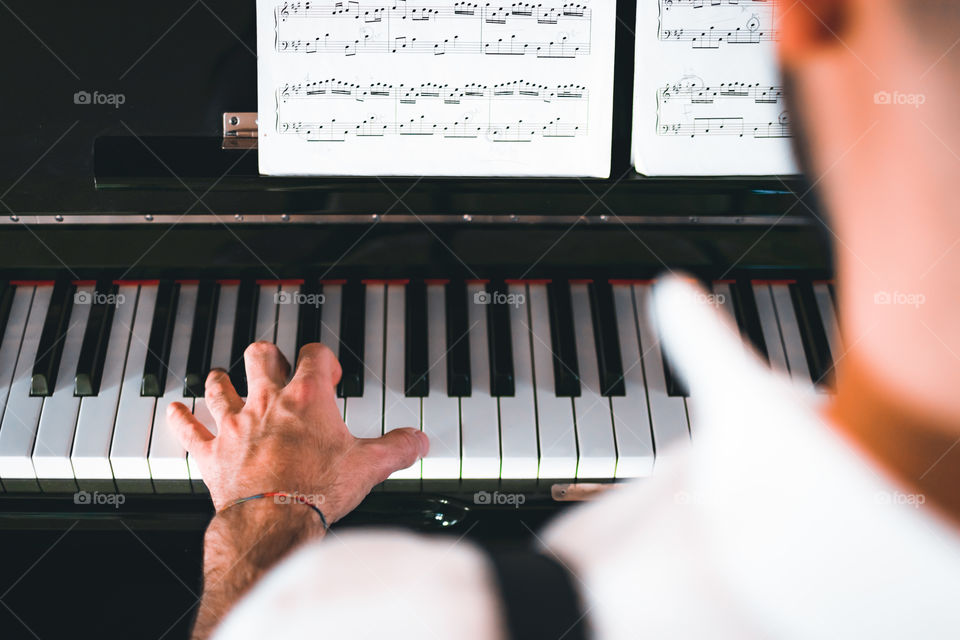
top-left (0, 0), bottom-right (832, 636)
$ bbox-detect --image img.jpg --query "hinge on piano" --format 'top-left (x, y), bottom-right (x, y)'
top-left (222, 112), bottom-right (258, 150)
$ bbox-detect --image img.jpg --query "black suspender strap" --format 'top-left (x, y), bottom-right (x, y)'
top-left (486, 550), bottom-right (589, 640)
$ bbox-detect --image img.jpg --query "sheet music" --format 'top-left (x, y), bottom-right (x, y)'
top-left (631, 0), bottom-right (798, 176)
top-left (257, 0), bottom-right (616, 177)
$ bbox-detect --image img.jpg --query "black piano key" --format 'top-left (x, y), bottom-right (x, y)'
top-left (486, 280), bottom-right (515, 397)
top-left (660, 350), bottom-right (689, 397)
top-left (75, 280), bottom-right (118, 397)
top-left (337, 280), bottom-right (365, 398)
top-left (141, 281), bottom-right (180, 397)
top-left (790, 281), bottom-right (834, 386)
top-left (295, 279), bottom-right (323, 362)
top-left (30, 280), bottom-right (75, 397)
top-left (229, 280), bottom-right (259, 398)
top-left (0, 281), bottom-right (14, 343)
top-left (445, 280), bottom-right (471, 397)
top-left (589, 280), bottom-right (625, 397)
top-left (547, 280), bottom-right (580, 397)
top-left (729, 279), bottom-right (769, 362)
top-left (404, 279), bottom-right (429, 397)
top-left (184, 280), bottom-right (219, 398)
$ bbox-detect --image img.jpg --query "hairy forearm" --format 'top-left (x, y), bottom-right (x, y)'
top-left (192, 501), bottom-right (326, 640)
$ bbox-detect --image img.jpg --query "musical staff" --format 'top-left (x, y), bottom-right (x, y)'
top-left (275, 0), bottom-right (592, 56)
top-left (658, 0), bottom-right (776, 49)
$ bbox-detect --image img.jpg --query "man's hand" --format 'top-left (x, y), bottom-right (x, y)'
top-left (167, 341), bottom-right (429, 521)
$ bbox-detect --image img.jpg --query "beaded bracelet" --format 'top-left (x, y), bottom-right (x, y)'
top-left (218, 492), bottom-right (329, 531)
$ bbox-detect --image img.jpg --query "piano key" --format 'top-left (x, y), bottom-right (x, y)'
top-left (0, 286), bottom-right (38, 491)
top-left (295, 279), bottom-right (322, 359)
top-left (486, 279), bottom-right (515, 397)
top-left (229, 280), bottom-right (259, 397)
top-left (33, 284), bottom-right (94, 491)
top-left (0, 283), bottom-right (54, 491)
top-left (189, 282), bottom-right (238, 491)
top-left (729, 279), bottom-right (769, 361)
top-left (752, 282), bottom-right (790, 373)
top-left (0, 281), bottom-right (14, 344)
top-left (569, 282), bottom-right (617, 479)
top-left (609, 284), bottom-right (655, 478)
top-left (633, 284), bottom-right (690, 455)
top-left (527, 283), bottom-right (577, 479)
top-left (444, 280), bottom-right (471, 397)
top-left (421, 282), bottom-right (461, 480)
top-left (256, 282), bottom-right (280, 343)
top-left (790, 281), bottom-right (834, 388)
top-left (184, 280), bottom-right (218, 398)
top-left (383, 282), bottom-right (421, 480)
top-left (140, 281), bottom-right (179, 397)
top-left (337, 280), bottom-right (366, 398)
top-left (712, 281), bottom-right (737, 322)
top-left (148, 283), bottom-right (198, 492)
top-left (343, 283), bottom-right (384, 439)
top-left (74, 280), bottom-right (118, 396)
top-left (497, 283), bottom-right (538, 479)
top-left (275, 281), bottom-right (300, 373)
top-left (404, 279), bottom-right (429, 397)
top-left (30, 279), bottom-right (74, 397)
top-left (111, 283), bottom-right (159, 492)
top-left (660, 338), bottom-right (689, 397)
top-left (771, 283), bottom-right (815, 390)
top-left (460, 281), bottom-right (500, 479)
top-left (547, 280), bottom-right (580, 397)
top-left (72, 285), bottom-right (137, 492)
top-left (589, 280), bottom-right (625, 397)
top-left (814, 282), bottom-right (843, 370)
top-left (316, 282), bottom-right (345, 418)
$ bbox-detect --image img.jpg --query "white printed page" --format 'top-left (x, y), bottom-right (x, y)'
top-left (256, 0), bottom-right (616, 177)
top-left (631, 0), bottom-right (799, 176)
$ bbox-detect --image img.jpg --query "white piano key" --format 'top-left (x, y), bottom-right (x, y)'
top-left (752, 283), bottom-right (790, 374)
top-left (771, 283), bottom-right (815, 390)
top-left (276, 282), bottom-right (300, 375)
top-left (0, 286), bottom-right (34, 493)
top-left (110, 284), bottom-right (158, 493)
top-left (383, 283), bottom-right (421, 480)
top-left (814, 283), bottom-right (842, 367)
top-left (633, 284), bottom-right (690, 459)
top-left (421, 283), bottom-right (461, 480)
top-left (460, 282), bottom-right (501, 479)
top-left (498, 284), bottom-right (538, 479)
top-left (189, 282), bottom-right (237, 491)
top-left (148, 283), bottom-right (197, 492)
top-left (72, 285), bottom-right (138, 492)
top-left (33, 284), bottom-right (94, 491)
top-left (527, 283), bottom-right (577, 480)
top-left (343, 283), bottom-right (385, 440)
top-left (255, 282), bottom-right (279, 344)
top-left (317, 283), bottom-right (345, 418)
top-left (0, 284), bottom-right (53, 491)
top-left (610, 284), bottom-right (655, 478)
top-left (569, 283), bottom-right (617, 479)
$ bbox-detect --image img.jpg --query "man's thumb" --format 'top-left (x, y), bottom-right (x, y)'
top-left (362, 428), bottom-right (429, 482)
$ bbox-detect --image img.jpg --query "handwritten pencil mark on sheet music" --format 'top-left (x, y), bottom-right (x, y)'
top-left (275, 1), bottom-right (591, 56)
top-left (658, 0), bottom-right (776, 49)
top-left (656, 78), bottom-right (790, 139)
top-left (277, 79), bottom-right (587, 142)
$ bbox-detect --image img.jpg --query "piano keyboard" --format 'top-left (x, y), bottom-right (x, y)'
top-left (0, 277), bottom-right (840, 493)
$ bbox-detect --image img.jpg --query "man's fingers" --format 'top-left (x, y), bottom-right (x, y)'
top-left (290, 343), bottom-right (342, 395)
top-left (167, 401), bottom-right (214, 455)
top-left (358, 428), bottom-right (430, 483)
top-left (244, 341), bottom-right (290, 406)
top-left (205, 368), bottom-right (244, 423)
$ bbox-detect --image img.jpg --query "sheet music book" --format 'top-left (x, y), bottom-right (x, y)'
top-left (631, 0), bottom-right (799, 176)
top-left (256, 0), bottom-right (616, 177)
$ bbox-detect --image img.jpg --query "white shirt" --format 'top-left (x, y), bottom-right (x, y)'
top-left (214, 277), bottom-right (960, 640)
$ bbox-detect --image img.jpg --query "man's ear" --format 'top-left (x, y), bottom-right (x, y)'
top-left (778, 0), bottom-right (852, 65)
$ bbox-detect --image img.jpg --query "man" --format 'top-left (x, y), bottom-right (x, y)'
top-left (167, 1), bottom-right (960, 637)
